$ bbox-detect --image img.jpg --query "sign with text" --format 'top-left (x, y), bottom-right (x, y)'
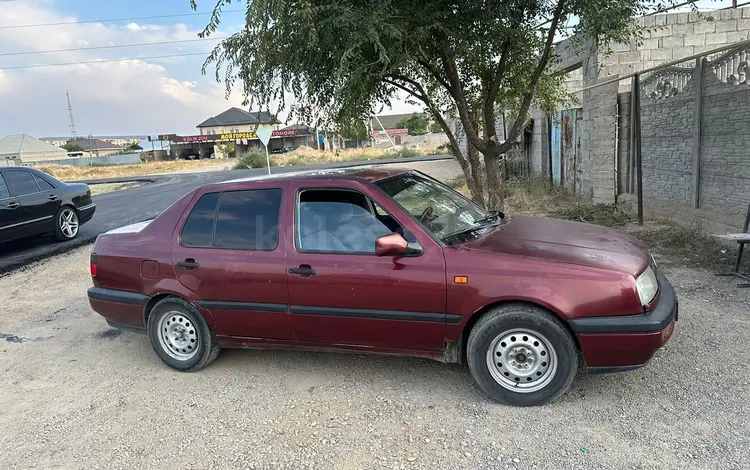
top-left (371, 128), bottom-right (408, 136)
top-left (163, 128), bottom-right (312, 144)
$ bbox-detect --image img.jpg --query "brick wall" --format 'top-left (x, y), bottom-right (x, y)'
top-left (639, 82), bottom-right (695, 204)
top-left (699, 70), bottom-right (750, 216)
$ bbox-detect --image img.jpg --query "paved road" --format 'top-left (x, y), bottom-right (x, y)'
top-left (0, 156), bottom-right (450, 275)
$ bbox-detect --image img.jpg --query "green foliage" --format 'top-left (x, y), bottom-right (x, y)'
top-left (339, 120), bottom-right (370, 141)
top-left (234, 148), bottom-right (276, 169)
top-left (62, 143), bottom-right (85, 152)
top-left (429, 121), bottom-right (443, 133)
top-left (126, 143), bottom-right (143, 151)
top-left (398, 147), bottom-right (421, 158)
top-left (395, 114), bottom-right (428, 136)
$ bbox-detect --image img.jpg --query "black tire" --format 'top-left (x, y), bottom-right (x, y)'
top-left (147, 297), bottom-right (221, 372)
top-left (53, 206), bottom-right (79, 241)
top-left (466, 303), bottom-right (578, 406)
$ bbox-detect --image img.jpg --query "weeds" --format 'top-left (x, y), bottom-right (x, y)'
top-left (554, 202), bottom-right (630, 227)
top-left (234, 149), bottom-right (276, 169)
top-left (634, 224), bottom-right (737, 270)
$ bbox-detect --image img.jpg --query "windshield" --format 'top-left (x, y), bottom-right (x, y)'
top-left (376, 172), bottom-right (501, 244)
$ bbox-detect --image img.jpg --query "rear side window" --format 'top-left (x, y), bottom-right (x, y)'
top-left (181, 192), bottom-right (220, 247)
top-left (0, 174), bottom-right (9, 200)
top-left (4, 170), bottom-right (39, 196)
top-left (34, 175), bottom-right (55, 191)
top-left (180, 189), bottom-right (282, 250)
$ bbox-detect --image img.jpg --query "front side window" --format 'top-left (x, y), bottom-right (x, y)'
top-left (376, 172), bottom-right (499, 245)
top-left (4, 170), bottom-right (39, 196)
top-left (296, 189), bottom-right (403, 254)
top-left (180, 189), bottom-right (282, 250)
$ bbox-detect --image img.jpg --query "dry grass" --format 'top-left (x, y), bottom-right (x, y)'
top-left (268, 146), bottom-right (436, 169)
top-left (89, 182), bottom-right (144, 196)
top-left (38, 159), bottom-right (224, 182)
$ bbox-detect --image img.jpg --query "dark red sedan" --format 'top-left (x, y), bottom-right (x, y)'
top-left (87, 168), bottom-right (677, 406)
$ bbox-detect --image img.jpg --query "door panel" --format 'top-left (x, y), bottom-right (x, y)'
top-left (3, 169), bottom-right (59, 237)
top-left (170, 185), bottom-right (293, 340)
top-left (0, 173), bottom-right (24, 242)
top-left (285, 181), bottom-right (448, 352)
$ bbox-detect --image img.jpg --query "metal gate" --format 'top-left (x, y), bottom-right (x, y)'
top-left (550, 108), bottom-right (582, 191)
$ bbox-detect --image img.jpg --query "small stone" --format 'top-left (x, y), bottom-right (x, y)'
top-left (424, 438), bottom-right (430, 444)
top-left (512, 458), bottom-right (520, 463)
top-left (407, 457), bottom-right (416, 462)
top-left (464, 452), bottom-right (471, 458)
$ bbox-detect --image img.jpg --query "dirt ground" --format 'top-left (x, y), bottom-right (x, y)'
top-left (1, 161), bottom-right (749, 469)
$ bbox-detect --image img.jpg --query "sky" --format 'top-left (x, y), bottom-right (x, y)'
top-left (0, 0), bottom-right (422, 138)
top-left (0, 0), bottom-right (736, 138)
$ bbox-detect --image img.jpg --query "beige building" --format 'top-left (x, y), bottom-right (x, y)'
top-left (0, 134), bottom-right (68, 165)
top-left (197, 108), bottom-right (280, 136)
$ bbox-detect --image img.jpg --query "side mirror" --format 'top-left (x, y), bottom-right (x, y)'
top-left (375, 233), bottom-right (423, 257)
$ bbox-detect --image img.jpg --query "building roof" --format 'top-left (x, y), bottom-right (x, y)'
top-left (0, 134), bottom-right (68, 156)
top-left (70, 138), bottom-right (124, 151)
top-left (197, 108), bottom-right (277, 128)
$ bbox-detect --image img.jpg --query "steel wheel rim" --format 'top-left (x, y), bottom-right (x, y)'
top-left (486, 328), bottom-right (558, 393)
top-left (157, 312), bottom-right (199, 361)
top-left (60, 209), bottom-right (79, 238)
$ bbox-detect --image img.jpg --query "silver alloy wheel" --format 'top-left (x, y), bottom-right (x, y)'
top-left (485, 328), bottom-right (558, 393)
top-left (157, 312), bottom-right (199, 361)
top-left (59, 208), bottom-right (79, 238)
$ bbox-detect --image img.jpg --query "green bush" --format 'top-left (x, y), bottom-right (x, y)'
top-left (234, 149), bottom-right (276, 169)
top-left (398, 147), bottom-right (421, 158)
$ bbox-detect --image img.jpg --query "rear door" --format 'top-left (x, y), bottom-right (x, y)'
top-left (3, 169), bottom-right (60, 238)
top-left (170, 182), bottom-right (293, 339)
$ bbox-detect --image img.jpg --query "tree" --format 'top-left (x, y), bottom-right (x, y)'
top-left (429, 121), bottom-right (443, 134)
top-left (339, 120), bottom-right (370, 141)
top-left (126, 143), bottom-right (143, 151)
top-left (62, 142), bottom-right (84, 152)
top-left (395, 114), bottom-right (428, 136)
top-left (192, 0), bottom-right (695, 209)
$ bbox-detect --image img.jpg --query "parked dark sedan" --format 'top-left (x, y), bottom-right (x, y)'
top-left (0, 166), bottom-right (95, 244)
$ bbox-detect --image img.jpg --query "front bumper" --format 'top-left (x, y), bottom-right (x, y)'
top-left (568, 272), bottom-right (678, 372)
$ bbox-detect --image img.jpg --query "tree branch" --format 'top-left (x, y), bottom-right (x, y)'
top-left (482, 40), bottom-right (511, 142)
top-left (436, 38), bottom-right (488, 154)
top-left (501, 0), bottom-right (567, 153)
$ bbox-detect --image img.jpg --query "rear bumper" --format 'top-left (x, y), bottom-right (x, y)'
top-left (78, 203), bottom-right (96, 224)
top-left (88, 287), bottom-right (149, 329)
top-left (568, 272), bottom-right (678, 372)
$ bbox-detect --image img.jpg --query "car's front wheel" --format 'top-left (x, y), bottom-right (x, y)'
top-left (147, 298), bottom-right (221, 371)
top-left (467, 303), bottom-right (578, 406)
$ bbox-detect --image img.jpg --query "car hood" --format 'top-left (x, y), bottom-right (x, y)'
top-left (455, 215), bottom-right (649, 276)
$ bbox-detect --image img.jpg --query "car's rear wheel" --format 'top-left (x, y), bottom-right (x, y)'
top-left (147, 298), bottom-right (221, 371)
top-left (54, 206), bottom-right (79, 241)
top-left (467, 303), bottom-right (578, 406)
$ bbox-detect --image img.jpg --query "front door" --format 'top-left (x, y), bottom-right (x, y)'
top-left (0, 172), bottom-right (24, 242)
top-left (285, 181), bottom-right (447, 352)
top-left (4, 169), bottom-right (60, 238)
top-left (171, 184), bottom-right (293, 339)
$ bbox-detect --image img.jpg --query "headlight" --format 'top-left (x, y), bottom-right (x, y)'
top-left (636, 266), bottom-right (659, 306)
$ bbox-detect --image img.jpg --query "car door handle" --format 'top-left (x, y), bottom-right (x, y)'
top-left (176, 259), bottom-right (200, 270)
top-left (47, 195), bottom-right (59, 201)
top-left (289, 266), bottom-right (316, 276)
top-left (6, 202), bottom-right (19, 210)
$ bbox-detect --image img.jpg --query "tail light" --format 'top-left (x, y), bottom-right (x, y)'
top-left (90, 252), bottom-right (97, 277)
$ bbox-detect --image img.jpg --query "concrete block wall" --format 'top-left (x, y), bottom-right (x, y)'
top-left (581, 79), bottom-right (619, 202)
top-left (600, 6), bottom-right (750, 93)
top-left (699, 71), bottom-right (750, 217)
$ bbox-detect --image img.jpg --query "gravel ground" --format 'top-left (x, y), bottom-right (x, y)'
top-left (1, 161), bottom-right (749, 469)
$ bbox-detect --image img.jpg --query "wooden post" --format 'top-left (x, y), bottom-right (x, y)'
top-left (632, 74), bottom-right (644, 226)
top-left (692, 57), bottom-right (704, 209)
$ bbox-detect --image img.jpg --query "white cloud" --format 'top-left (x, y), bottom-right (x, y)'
top-left (0, 2), bottom-right (245, 137)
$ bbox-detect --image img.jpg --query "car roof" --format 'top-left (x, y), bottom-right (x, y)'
top-left (218, 166), bottom-right (412, 186)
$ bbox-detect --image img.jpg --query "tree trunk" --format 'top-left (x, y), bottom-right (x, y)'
top-left (466, 140), bottom-right (485, 206)
top-left (483, 150), bottom-right (504, 211)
